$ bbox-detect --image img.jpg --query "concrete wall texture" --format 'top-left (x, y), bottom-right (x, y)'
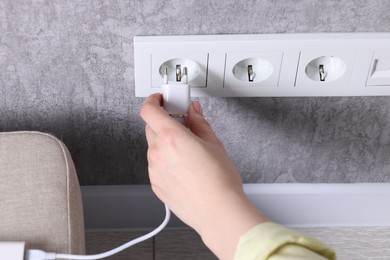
top-left (1, 0), bottom-right (390, 185)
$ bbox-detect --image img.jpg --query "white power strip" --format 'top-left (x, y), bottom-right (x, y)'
top-left (134, 33), bottom-right (390, 97)
top-left (0, 242), bottom-right (25, 260)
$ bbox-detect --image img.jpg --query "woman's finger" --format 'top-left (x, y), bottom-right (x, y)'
top-left (145, 124), bottom-right (157, 144)
top-left (140, 93), bottom-right (181, 135)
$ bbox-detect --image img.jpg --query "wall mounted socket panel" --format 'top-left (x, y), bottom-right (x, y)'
top-left (134, 33), bottom-right (390, 97)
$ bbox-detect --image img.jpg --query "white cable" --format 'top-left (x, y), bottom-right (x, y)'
top-left (25, 204), bottom-right (170, 260)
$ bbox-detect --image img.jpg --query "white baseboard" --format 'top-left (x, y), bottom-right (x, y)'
top-left (81, 183), bottom-right (390, 231)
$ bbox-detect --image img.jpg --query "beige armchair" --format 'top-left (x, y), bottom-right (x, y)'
top-left (0, 131), bottom-right (85, 255)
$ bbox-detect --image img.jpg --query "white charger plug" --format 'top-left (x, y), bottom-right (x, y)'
top-left (161, 65), bottom-right (191, 120)
top-left (0, 241), bottom-right (25, 260)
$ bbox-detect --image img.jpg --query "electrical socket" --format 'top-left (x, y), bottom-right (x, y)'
top-left (305, 56), bottom-right (346, 82)
top-left (151, 53), bottom-right (208, 88)
top-left (224, 52), bottom-right (283, 88)
top-left (295, 51), bottom-right (356, 88)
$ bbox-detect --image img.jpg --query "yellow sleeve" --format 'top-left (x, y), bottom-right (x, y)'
top-left (234, 222), bottom-right (336, 260)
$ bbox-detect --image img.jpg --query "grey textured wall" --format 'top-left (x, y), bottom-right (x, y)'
top-left (1, 0), bottom-right (390, 185)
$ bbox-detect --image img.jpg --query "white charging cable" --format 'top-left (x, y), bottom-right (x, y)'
top-left (25, 204), bottom-right (170, 260)
top-left (25, 65), bottom-right (190, 260)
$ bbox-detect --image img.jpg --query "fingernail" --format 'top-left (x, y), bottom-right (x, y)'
top-left (192, 101), bottom-right (203, 116)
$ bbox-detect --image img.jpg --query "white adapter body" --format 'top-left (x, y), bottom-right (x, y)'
top-left (162, 83), bottom-right (190, 116)
top-left (0, 242), bottom-right (25, 260)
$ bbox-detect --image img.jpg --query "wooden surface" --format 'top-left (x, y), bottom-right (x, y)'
top-left (86, 227), bottom-right (390, 259)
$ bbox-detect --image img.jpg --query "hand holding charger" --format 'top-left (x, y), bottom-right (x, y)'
top-left (24, 67), bottom-right (191, 260)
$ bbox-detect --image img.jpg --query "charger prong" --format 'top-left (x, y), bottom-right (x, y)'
top-left (176, 65), bottom-right (182, 82)
top-left (182, 67), bottom-right (188, 84)
top-left (163, 66), bottom-right (168, 84)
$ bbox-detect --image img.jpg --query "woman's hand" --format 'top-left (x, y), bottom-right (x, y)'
top-left (140, 93), bottom-right (269, 259)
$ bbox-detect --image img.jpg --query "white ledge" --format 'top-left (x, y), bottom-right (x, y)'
top-left (81, 183), bottom-right (390, 231)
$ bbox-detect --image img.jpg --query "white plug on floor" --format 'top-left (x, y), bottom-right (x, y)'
top-left (25, 205), bottom-right (170, 260)
top-left (0, 242), bottom-right (26, 260)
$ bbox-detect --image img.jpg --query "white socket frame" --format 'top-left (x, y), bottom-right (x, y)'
top-left (134, 33), bottom-right (390, 97)
top-left (224, 52), bottom-right (283, 88)
top-left (151, 53), bottom-right (208, 88)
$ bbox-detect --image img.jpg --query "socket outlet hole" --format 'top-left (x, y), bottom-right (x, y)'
top-left (232, 58), bottom-right (273, 82)
top-left (159, 58), bottom-right (200, 82)
top-left (305, 56), bottom-right (346, 82)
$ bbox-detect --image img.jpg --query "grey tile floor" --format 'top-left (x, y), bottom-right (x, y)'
top-left (86, 227), bottom-right (390, 259)
top-left (86, 229), bottom-right (216, 260)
